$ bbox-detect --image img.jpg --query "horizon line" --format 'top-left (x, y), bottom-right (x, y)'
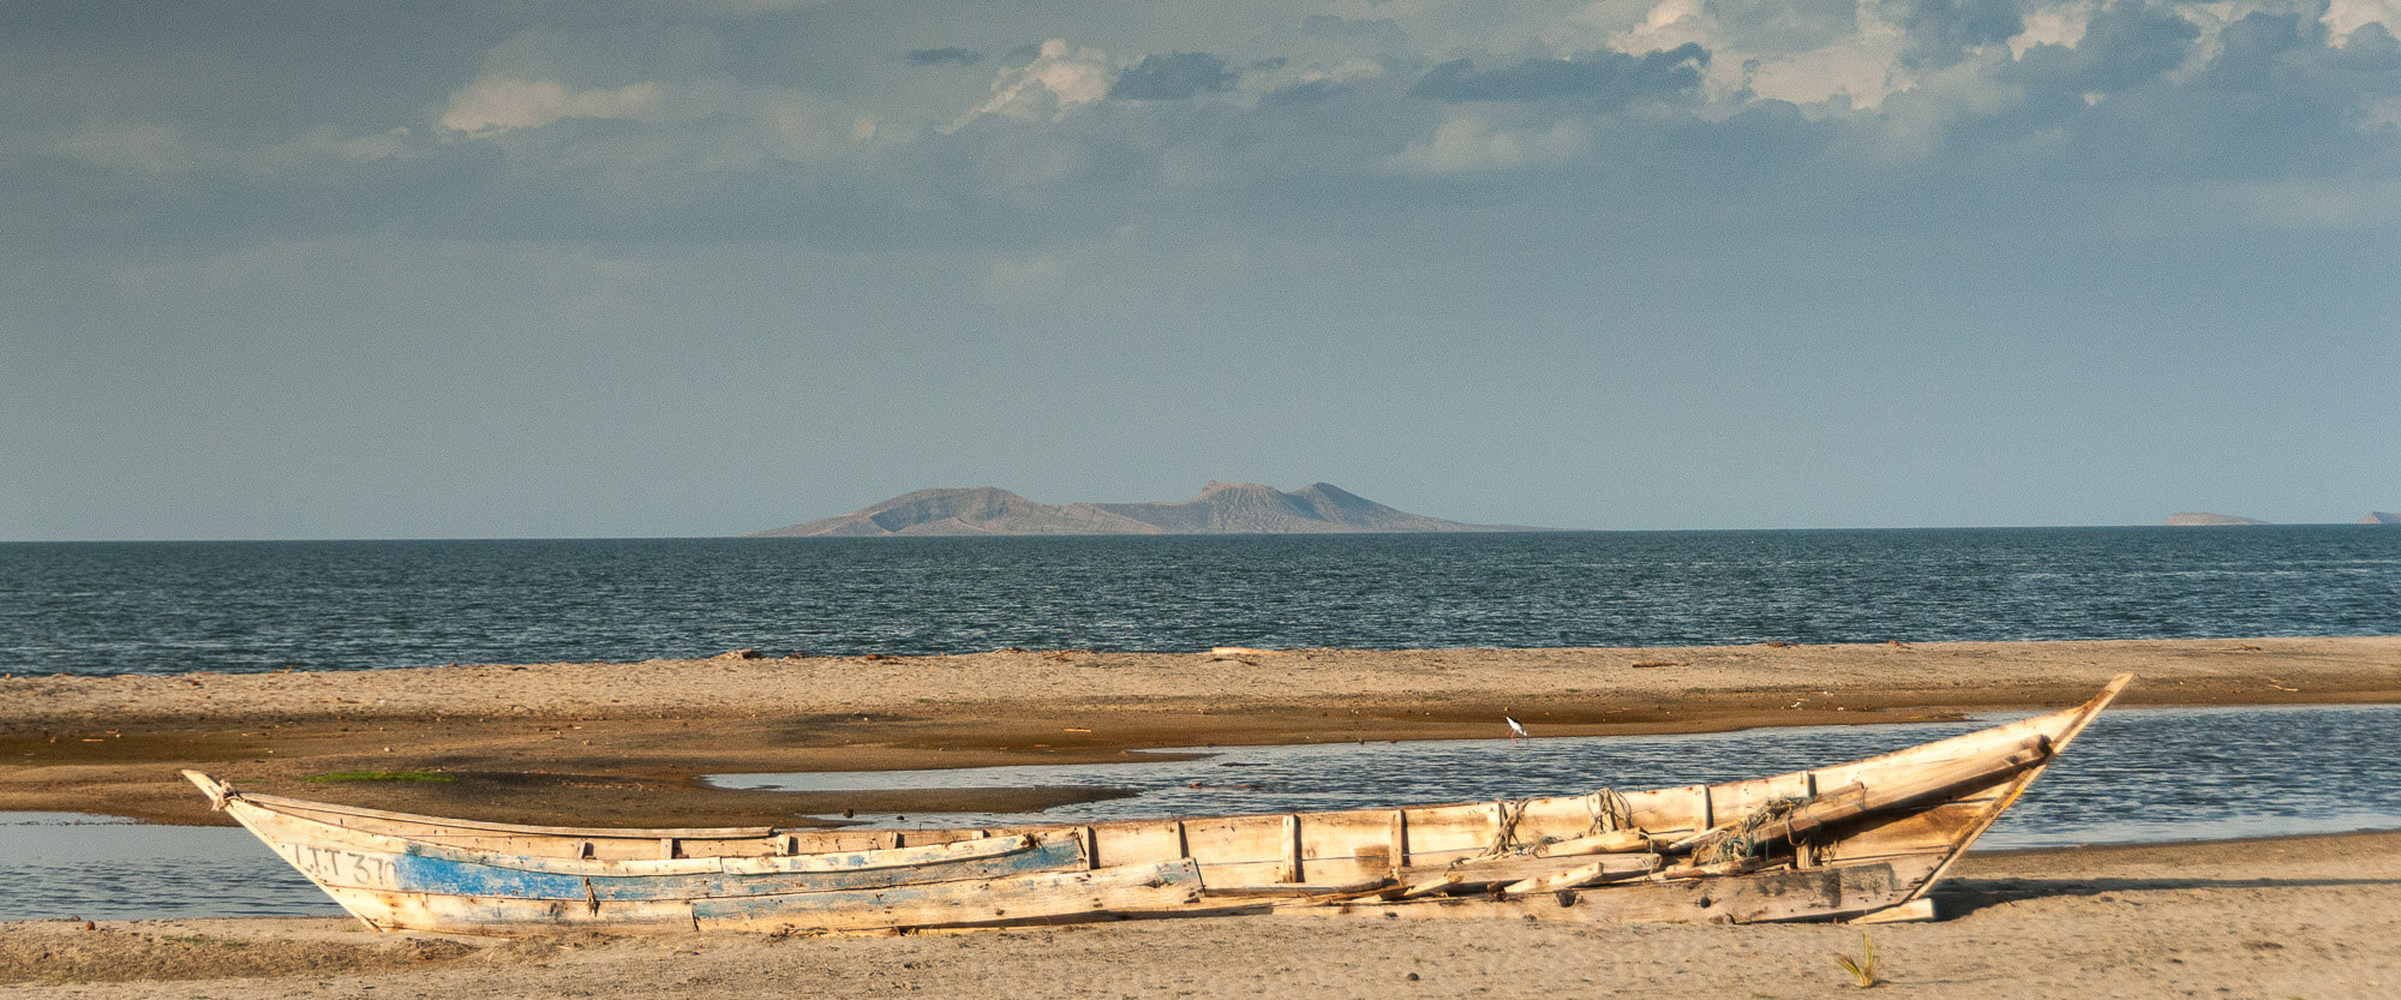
top-left (8, 521), bottom-right (2396, 544)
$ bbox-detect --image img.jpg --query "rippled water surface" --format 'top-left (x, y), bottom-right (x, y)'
top-left (711, 705), bottom-right (2401, 849)
top-left (5, 527), bottom-right (2396, 675)
top-left (0, 813), bottom-right (342, 921)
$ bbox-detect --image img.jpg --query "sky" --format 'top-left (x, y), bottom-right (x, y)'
top-left (5, 0), bottom-right (2398, 539)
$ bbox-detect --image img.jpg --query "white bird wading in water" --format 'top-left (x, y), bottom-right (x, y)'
top-left (1505, 716), bottom-right (1527, 742)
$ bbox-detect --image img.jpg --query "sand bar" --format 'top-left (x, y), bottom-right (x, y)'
top-left (5, 636), bottom-right (2396, 826)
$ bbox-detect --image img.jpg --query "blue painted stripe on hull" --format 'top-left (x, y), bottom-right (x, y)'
top-left (388, 838), bottom-right (1085, 901)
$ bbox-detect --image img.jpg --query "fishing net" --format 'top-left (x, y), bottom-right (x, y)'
top-left (1694, 795), bottom-right (1811, 866)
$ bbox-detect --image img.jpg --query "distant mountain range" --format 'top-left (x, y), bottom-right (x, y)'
top-left (747, 482), bottom-right (1541, 537)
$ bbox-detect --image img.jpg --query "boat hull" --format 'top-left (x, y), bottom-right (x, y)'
top-left (185, 675), bottom-right (2129, 934)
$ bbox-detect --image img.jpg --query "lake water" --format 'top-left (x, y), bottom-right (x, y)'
top-left (7, 704), bottom-right (2396, 921)
top-left (4, 526), bottom-right (2397, 676)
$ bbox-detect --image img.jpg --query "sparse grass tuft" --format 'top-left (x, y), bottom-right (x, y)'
top-left (1836, 931), bottom-right (1880, 987)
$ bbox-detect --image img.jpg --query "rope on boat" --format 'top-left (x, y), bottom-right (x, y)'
top-left (1460, 788), bottom-right (1635, 866)
top-left (1582, 789), bottom-right (1632, 837)
top-left (1463, 798), bottom-right (1538, 862)
top-left (1693, 795), bottom-right (1811, 866)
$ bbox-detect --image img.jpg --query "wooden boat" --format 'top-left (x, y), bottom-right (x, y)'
top-left (183, 674), bottom-right (2129, 935)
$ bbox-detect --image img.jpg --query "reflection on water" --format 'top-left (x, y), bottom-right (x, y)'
top-left (710, 705), bottom-right (2401, 850)
top-left (0, 813), bottom-right (342, 921)
top-left (6, 705), bottom-right (2395, 920)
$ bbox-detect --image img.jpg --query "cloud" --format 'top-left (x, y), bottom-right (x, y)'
top-left (1262, 79), bottom-right (1354, 107)
top-left (1384, 113), bottom-right (1591, 173)
top-left (906, 47), bottom-right (983, 67)
top-left (2014, 3), bottom-right (2201, 95)
top-left (1411, 44), bottom-right (1708, 106)
top-left (2009, 3), bottom-right (2097, 58)
top-left (20, 0), bottom-right (2401, 259)
top-left (1895, 0), bottom-right (2027, 61)
top-left (2327, 0), bottom-right (2401, 45)
top-left (439, 76), bottom-right (663, 136)
top-left (1743, 15), bottom-right (1914, 109)
top-left (953, 40), bottom-right (1113, 128)
top-left (1109, 52), bottom-right (1239, 100)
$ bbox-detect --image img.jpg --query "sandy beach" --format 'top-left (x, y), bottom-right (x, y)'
top-left (5, 636), bottom-right (2399, 993)
top-left (5, 831), bottom-right (2396, 997)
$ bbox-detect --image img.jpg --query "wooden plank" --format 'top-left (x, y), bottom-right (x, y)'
top-left (690, 859), bottom-right (1208, 934)
top-left (328, 859), bottom-right (1209, 935)
top-left (1390, 853), bottom-right (1664, 898)
top-left (1848, 897), bottom-right (1939, 924)
top-left (1286, 861), bottom-right (1916, 926)
top-left (1085, 820), bottom-right (1182, 869)
top-left (260, 811), bottom-right (1064, 881)
top-left (1387, 810), bottom-right (1407, 878)
top-left (1531, 829), bottom-right (1650, 857)
top-left (1499, 854), bottom-right (1663, 894)
top-left (208, 782), bottom-right (776, 840)
top-left (1200, 878), bottom-right (1390, 898)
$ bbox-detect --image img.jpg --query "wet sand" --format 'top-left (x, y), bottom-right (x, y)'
top-left (5, 636), bottom-right (2397, 826)
top-left (6, 830), bottom-right (2397, 996)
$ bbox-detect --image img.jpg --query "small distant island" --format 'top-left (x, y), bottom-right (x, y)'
top-left (747, 482), bottom-right (1542, 537)
top-left (2165, 512), bottom-right (2271, 526)
top-left (2163, 512), bottom-right (2400, 526)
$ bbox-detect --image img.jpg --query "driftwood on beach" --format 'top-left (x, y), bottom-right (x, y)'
top-left (184, 675), bottom-right (2129, 935)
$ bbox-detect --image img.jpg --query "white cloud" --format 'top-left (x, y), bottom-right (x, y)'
top-left (2164, 2), bottom-right (2287, 85)
top-left (2009, 3), bottom-right (2097, 58)
top-left (1744, 6), bottom-right (1914, 109)
top-left (439, 76), bottom-right (663, 136)
top-left (1385, 113), bottom-right (1590, 174)
top-left (1603, 0), bottom-right (1751, 102)
top-left (1238, 57), bottom-right (1387, 100)
top-left (1605, 0), bottom-right (1712, 54)
top-left (2325, 0), bottom-right (2401, 45)
top-left (1593, 0), bottom-right (1922, 110)
top-left (950, 40), bottom-right (1113, 131)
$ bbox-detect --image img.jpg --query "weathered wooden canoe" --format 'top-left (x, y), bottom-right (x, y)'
top-left (184, 674), bottom-right (2128, 934)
